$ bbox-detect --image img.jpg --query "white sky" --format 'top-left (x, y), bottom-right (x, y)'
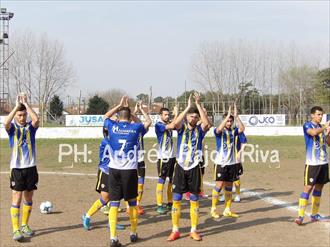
top-left (2, 0), bottom-right (329, 100)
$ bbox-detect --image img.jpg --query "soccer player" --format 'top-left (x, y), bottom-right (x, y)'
top-left (155, 106), bottom-right (178, 214)
top-left (104, 96), bottom-right (151, 247)
top-left (4, 94), bottom-right (39, 241)
top-left (167, 92), bottom-right (211, 242)
top-left (82, 128), bottom-right (125, 231)
top-left (294, 106), bottom-right (330, 225)
top-left (233, 130), bottom-right (247, 202)
top-left (210, 103), bottom-right (245, 219)
top-left (132, 101), bottom-right (152, 215)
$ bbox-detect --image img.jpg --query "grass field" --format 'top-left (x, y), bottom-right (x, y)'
top-left (1, 136), bottom-right (329, 246)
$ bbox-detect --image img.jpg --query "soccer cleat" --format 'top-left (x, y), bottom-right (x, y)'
top-left (310, 214), bottom-right (328, 222)
top-left (210, 209), bottom-right (220, 219)
top-left (234, 195), bottom-right (241, 202)
top-left (21, 225), bottom-right (34, 236)
top-left (167, 231), bottom-right (180, 241)
top-left (12, 230), bottom-right (24, 241)
top-left (82, 214), bottom-right (91, 230)
top-left (294, 217), bottom-right (304, 225)
top-left (130, 233), bottom-right (138, 243)
top-left (137, 205), bottom-right (145, 215)
top-left (218, 194), bottom-right (225, 202)
top-left (185, 192), bottom-right (190, 201)
top-left (190, 231), bottom-right (202, 241)
top-left (223, 210), bottom-right (239, 218)
top-left (100, 205), bottom-right (110, 215)
top-left (166, 202), bottom-right (173, 211)
top-left (156, 205), bottom-right (167, 215)
top-left (110, 239), bottom-right (122, 247)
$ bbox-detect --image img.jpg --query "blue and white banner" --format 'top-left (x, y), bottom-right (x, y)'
top-left (239, 114), bottom-right (286, 127)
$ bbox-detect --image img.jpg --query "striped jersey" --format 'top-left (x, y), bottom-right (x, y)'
top-left (155, 121), bottom-right (174, 160)
top-left (98, 137), bottom-right (111, 174)
top-left (137, 128), bottom-right (147, 162)
top-left (303, 121), bottom-right (328, 166)
top-left (234, 132), bottom-right (248, 161)
top-left (103, 118), bottom-right (145, 170)
top-left (7, 121), bottom-right (38, 169)
top-left (176, 123), bottom-right (207, 170)
top-left (214, 127), bottom-right (239, 166)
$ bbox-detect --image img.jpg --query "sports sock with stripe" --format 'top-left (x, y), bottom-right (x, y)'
top-left (22, 201), bottom-right (33, 226)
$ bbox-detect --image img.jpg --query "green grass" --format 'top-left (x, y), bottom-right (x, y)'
top-left (0, 136), bottom-right (307, 172)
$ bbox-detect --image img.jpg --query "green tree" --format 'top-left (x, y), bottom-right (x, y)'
top-left (136, 93), bottom-right (149, 103)
top-left (314, 68), bottom-right (330, 106)
top-left (86, 95), bottom-right (109, 114)
top-left (49, 95), bottom-right (63, 119)
top-left (154, 96), bottom-right (164, 103)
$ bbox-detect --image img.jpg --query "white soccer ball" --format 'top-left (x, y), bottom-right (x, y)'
top-left (40, 201), bottom-right (53, 214)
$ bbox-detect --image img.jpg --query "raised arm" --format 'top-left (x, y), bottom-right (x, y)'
top-left (138, 101), bottom-right (152, 130)
top-left (194, 92), bottom-right (211, 132)
top-left (234, 102), bottom-right (245, 133)
top-left (174, 94), bottom-right (192, 130)
top-left (216, 105), bottom-right (232, 134)
top-left (103, 95), bottom-right (126, 119)
top-left (4, 96), bottom-right (20, 131)
top-left (165, 105), bottom-right (178, 130)
top-left (307, 121), bottom-right (330, 137)
top-left (21, 94), bottom-right (39, 128)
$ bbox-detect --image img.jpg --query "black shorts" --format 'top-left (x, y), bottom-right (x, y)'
top-left (304, 164), bottom-right (329, 186)
top-left (10, 166), bottom-right (39, 191)
top-left (213, 164), bottom-right (239, 182)
top-left (138, 161), bottom-right (146, 178)
top-left (157, 157), bottom-right (175, 180)
top-left (236, 163), bottom-right (244, 176)
top-left (95, 169), bottom-right (109, 193)
top-left (108, 168), bottom-right (138, 201)
top-left (172, 163), bottom-right (202, 195)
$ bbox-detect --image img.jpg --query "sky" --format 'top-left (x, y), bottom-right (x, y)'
top-left (1, 0), bottom-right (329, 100)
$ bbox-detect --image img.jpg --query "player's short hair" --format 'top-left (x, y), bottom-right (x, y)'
top-left (118, 107), bottom-right (131, 120)
top-left (17, 104), bottom-right (26, 112)
top-left (187, 106), bottom-right (200, 116)
top-left (159, 107), bottom-right (170, 114)
top-left (311, 106), bottom-right (323, 114)
top-left (103, 127), bottom-right (108, 138)
top-left (223, 112), bottom-right (234, 121)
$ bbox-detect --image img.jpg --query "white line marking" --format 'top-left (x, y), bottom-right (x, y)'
top-left (1, 171), bottom-right (328, 229)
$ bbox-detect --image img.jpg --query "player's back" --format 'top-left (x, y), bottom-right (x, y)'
top-left (104, 118), bottom-right (145, 170)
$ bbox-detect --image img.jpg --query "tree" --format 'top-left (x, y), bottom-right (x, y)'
top-left (99, 88), bottom-right (127, 107)
top-left (153, 96), bottom-right (164, 103)
top-left (313, 68), bottom-right (330, 106)
top-left (136, 93), bottom-right (149, 103)
top-left (10, 30), bottom-right (75, 125)
top-left (86, 95), bottom-right (109, 114)
top-left (49, 95), bottom-right (63, 119)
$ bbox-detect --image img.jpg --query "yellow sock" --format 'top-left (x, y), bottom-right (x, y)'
top-left (298, 192), bottom-right (309, 218)
top-left (156, 183), bottom-right (164, 206)
top-left (129, 203), bottom-right (138, 234)
top-left (137, 184), bottom-right (144, 205)
top-left (11, 205), bottom-right (20, 232)
top-left (234, 180), bottom-right (241, 195)
top-left (224, 187), bottom-right (232, 210)
top-left (87, 199), bottom-right (104, 217)
top-left (109, 203), bottom-right (119, 239)
top-left (211, 187), bottom-right (221, 209)
top-left (167, 183), bottom-right (173, 203)
top-left (311, 190), bottom-right (321, 215)
top-left (190, 200), bottom-right (199, 231)
top-left (22, 202), bottom-right (33, 226)
top-left (172, 201), bottom-right (181, 232)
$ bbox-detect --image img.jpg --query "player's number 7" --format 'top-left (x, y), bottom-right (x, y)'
top-left (118, 139), bottom-right (127, 155)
